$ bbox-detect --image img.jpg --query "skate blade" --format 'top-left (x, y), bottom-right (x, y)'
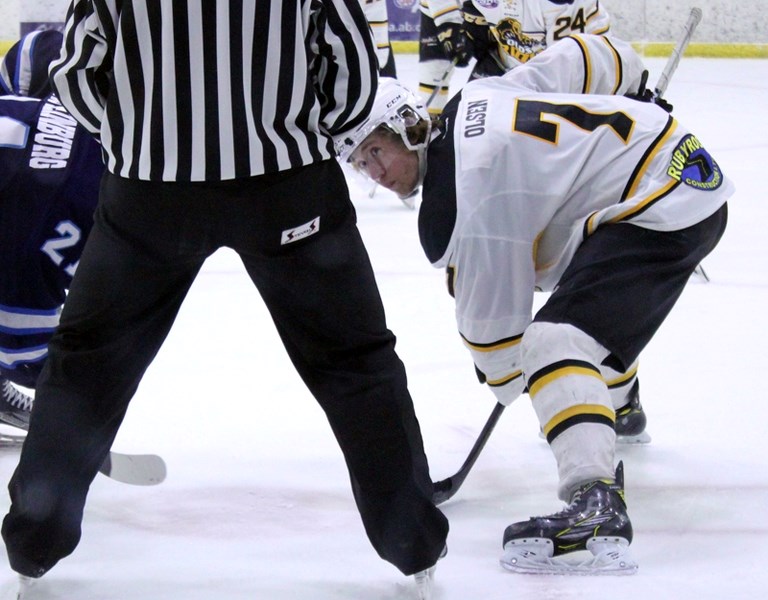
top-left (617, 430), bottom-right (652, 444)
top-left (16, 575), bottom-right (36, 599)
top-left (0, 431), bottom-right (26, 448)
top-left (400, 192), bottom-right (417, 210)
top-left (0, 412), bottom-right (29, 430)
top-left (500, 537), bottom-right (638, 575)
top-left (414, 564), bottom-right (436, 600)
top-left (539, 430), bottom-right (651, 445)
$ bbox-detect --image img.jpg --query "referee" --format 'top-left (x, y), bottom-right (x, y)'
top-left (2, 0), bottom-right (448, 591)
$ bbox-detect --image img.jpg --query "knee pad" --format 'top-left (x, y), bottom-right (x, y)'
top-left (521, 322), bottom-right (614, 441)
top-left (521, 322), bottom-right (609, 381)
top-left (522, 323), bottom-right (616, 500)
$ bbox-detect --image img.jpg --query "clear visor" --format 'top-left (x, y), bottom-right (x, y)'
top-left (345, 103), bottom-right (423, 159)
top-left (347, 124), bottom-right (423, 199)
top-left (348, 127), bottom-right (397, 180)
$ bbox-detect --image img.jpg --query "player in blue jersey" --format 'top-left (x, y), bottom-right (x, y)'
top-left (1, 31), bottom-right (104, 430)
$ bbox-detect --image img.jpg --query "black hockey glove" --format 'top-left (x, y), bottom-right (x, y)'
top-left (436, 22), bottom-right (472, 67)
top-left (462, 1), bottom-right (494, 61)
top-left (625, 69), bottom-right (674, 113)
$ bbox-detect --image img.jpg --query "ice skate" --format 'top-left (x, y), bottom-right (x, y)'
top-left (615, 380), bottom-right (651, 444)
top-left (399, 188), bottom-right (418, 210)
top-left (16, 575), bottom-right (36, 599)
top-left (0, 378), bottom-right (33, 430)
top-left (413, 546), bottom-right (446, 600)
top-left (500, 462), bottom-right (637, 575)
top-left (414, 563), bottom-right (436, 600)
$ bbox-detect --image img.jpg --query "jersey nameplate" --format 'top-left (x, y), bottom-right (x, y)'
top-left (30, 95), bottom-right (77, 170)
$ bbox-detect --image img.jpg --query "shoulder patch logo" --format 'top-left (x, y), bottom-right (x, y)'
top-left (281, 216), bottom-right (320, 245)
top-left (666, 134), bottom-right (723, 191)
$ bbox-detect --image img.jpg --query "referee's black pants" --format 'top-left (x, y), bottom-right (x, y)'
top-left (2, 161), bottom-right (448, 577)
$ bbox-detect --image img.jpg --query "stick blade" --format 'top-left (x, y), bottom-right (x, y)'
top-left (99, 452), bottom-right (167, 486)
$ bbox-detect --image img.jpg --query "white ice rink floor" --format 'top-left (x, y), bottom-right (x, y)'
top-left (1, 52), bottom-right (767, 599)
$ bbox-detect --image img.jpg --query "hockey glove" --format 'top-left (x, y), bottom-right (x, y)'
top-left (436, 22), bottom-right (472, 67)
top-left (625, 70), bottom-right (674, 113)
top-left (462, 1), bottom-right (494, 61)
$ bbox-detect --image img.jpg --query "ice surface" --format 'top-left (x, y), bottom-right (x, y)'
top-left (1, 53), bottom-right (766, 599)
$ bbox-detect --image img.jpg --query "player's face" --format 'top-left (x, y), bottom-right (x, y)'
top-left (349, 129), bottom-right (420, 197)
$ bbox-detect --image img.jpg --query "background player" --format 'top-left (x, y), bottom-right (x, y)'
top-left (417, 0), bottom-right (471, 116)
top-left (416, 0), bottom-right (613, 117)
top-left (463, 0), bottom-right (611, 78)
top-left (0, 30), bottom-right (103, 431)
top-left (361, 0), bottom-right (399, 76)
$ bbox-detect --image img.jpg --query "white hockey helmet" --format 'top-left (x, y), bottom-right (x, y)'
top-left (334, 77), bottom-right (431, 164)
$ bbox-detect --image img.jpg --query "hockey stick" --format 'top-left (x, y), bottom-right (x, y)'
top-left (425, 56), bottom-right (459, 108)
top-left (7, 420), bottom-right (167, 486)
top-left (654, 8), bottom-right (710, 283)
top-left (98, 450), bottom-right (167, 486)
top-left (653, 7), bottom-right (703, 99)
top-left (431, 401), bottom-right (506, 505)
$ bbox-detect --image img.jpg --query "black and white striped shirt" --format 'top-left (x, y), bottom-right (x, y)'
top-left (50, 0), bottom-right (378, 182)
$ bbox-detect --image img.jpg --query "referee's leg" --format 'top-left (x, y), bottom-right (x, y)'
top-left (3, 175), bottom-right (207, 577)
top-left (238, 164), bottom-right (448, 575)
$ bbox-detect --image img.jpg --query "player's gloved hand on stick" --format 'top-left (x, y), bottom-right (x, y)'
top-left (625, 69), bottom-right (674, 113)
top-left (436, 22), bottom-right (472, 67)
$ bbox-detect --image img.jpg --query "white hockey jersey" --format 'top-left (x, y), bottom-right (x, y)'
top-left (469, 0), bottom-right (611, 71)
top-left (420, 0), bottom-right (463, 27)
top-left (361, 0), bottom-right (393, 71)
top-left (418, 35), bottom-right (735, 406)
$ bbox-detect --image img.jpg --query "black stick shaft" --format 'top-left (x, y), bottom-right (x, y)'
top-left (432, 402), bottom-right (506, 505)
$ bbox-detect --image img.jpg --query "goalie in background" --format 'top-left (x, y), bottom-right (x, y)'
top-left (335, 34), bottom-right (733, 574)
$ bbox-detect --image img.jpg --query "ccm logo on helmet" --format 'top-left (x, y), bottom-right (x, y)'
top-left (464, 99), bottom-right (489, 138)
top-left (386, 94), bottom-right (405, 109)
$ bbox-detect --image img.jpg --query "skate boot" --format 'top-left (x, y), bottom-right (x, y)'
top-left (414, 563), bottom-right (436, 600)
top-left (16, 575), bottom-right (37, 599)
top-left (500, 462), bottom-right (637, 575)
top-left (413, 546), bottom-right (446, 600)
top-left (615, 380), bottom-right (651, 444)
top-left (0, 377), bottom-right (33, 429)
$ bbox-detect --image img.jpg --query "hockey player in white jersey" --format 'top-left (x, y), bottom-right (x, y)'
top-left (335, 34), bottom-right (733, 574)
top-left (360, 0), bottom-right (398, 76)
top-left (417, 0), bottom-right (472, 116)
top-left (463, 0), bottom-right (611, 78)
top-left (417, 0), bottom-right (611, 116)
